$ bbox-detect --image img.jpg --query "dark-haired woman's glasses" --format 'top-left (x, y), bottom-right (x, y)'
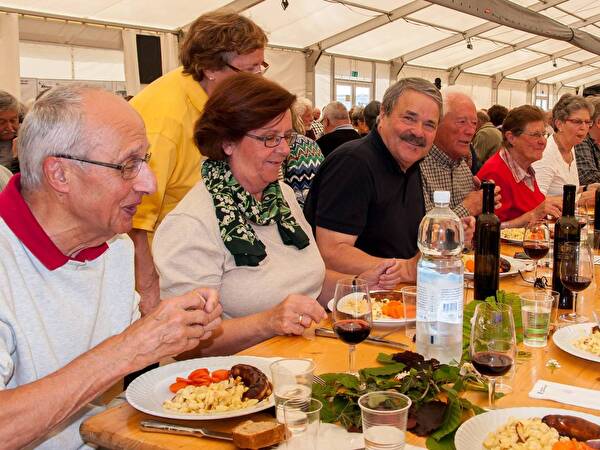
top-left (246, 132), bottom-right (297, 148)
top-left (53, 153), bottom-right (151, 179)
top-left (225, 61), bottom-right (270, 75)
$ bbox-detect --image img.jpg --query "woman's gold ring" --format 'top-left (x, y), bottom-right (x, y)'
top-left (298, 314), bottom-right (304, 324)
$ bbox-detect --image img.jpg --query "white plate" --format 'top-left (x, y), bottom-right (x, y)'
top-left (126, 356), bottom-right (279, 420)
top-left (464, 255), bottom-right (532, 279)
top-left (327, 290), bottom-right (416, 328)
top-left (553, 322), bottom-right (600, 363)
top-left (455, 406), bottom-right (600, 450)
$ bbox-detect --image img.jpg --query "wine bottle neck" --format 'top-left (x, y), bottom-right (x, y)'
top-left (562, 185), bottom-right (576, 216)
top-left (482, 183), bottom-right (495, 214)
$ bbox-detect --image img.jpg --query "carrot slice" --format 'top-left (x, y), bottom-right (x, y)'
top-left (211, 369), bottom-right (230, 381)
top-left (188, 368), bottom-right (209, 379)
top-left (169, 381), bottom-right (189, 393)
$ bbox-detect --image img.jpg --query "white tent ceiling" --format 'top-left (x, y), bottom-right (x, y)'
top-left (1, 0), bottom-right (599, 88)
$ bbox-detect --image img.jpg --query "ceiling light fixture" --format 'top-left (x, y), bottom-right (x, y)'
top-left (281, 0), bottom-right (289, 10)
top-left (466, 37), bottom-right (473, 50)
top-left (553, 59), bottom-right (558, 68)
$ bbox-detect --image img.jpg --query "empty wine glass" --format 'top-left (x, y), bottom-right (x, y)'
top-left (559, 241), bottom-right (594, 323)
top-left (332, 278), bottom-right (372, 376)
top-left (470, 302), bottom-right (516, 410)
top-left (523, 221), bottom-right (550, 286)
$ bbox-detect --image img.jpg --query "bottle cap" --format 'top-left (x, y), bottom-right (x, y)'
top-left (433, 191), bottom-right (450, 204)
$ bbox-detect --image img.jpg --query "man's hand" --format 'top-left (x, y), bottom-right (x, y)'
top-left (461, 216), bottom-right (476, 248)
top-left (532, 196), bottom-right (562, 222)
top-left (362, 254), bottom-right (419, 287)
top-left (122, 288), bottom-right (222, 370)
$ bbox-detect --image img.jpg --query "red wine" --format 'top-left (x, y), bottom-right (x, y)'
top-left (472, 352), bottom-right (513, 377)
top-left (562, 275), bottom-right (592, 292)
top-left (474, 181), bottom-right (500, 301)
top-left (523, 243), bottom-right (549, 260)
top-left (552, 185), bottom-right (580, 309)
top-left (333, 319), bottom-right (371, 344)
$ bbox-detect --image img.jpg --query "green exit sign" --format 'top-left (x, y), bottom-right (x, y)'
top-left (351, 70), bottom-right (359, 77)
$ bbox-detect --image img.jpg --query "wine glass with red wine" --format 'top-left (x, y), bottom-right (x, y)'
top-left (559, 241), bottom-right (594, 323)
top-left (470, 302), bottom-right (516, 410)
top-left (332, 278), bottom-right (372, 376)
top-left (523, 221), bottom-right (550, 285)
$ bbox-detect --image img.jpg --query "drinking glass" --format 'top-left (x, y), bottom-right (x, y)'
top-left (283, 397), bottom-right (322, 450)
top-left (520, 292), bottom-right (554, 347)
top-left (270, 359), bottom-right (314, 423)
top-left (470, 302), bottom-right (516, 409)
top-left (559, 241), bottom-right (594, 323)
top-left (332, 278), bottom-right (372, 376)
top-left (359, 391), bottom-right (411, 450)
top-left (522, 221), bottom-right (550, 285)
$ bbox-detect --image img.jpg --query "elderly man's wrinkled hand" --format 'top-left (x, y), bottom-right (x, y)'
top-left (267, 294), bottom-right (327, 337)
top-left (375, 255), bottom-right (418, 286)
top-left (126, 288), bottom-right (222, 368)
top-left (461, 216), bottom-right (476, 248)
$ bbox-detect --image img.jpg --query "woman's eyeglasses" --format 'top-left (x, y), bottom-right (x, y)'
top-left (53, 153), bottom-right (151, 180)
top-left (565, 118), bottom-right (593, 127)
top-left (225, 61), bottom-right (270, 75)
top-left (245, 132), bottom-right (297, 148)
top-left (521, 131), bottom-right (551, 139)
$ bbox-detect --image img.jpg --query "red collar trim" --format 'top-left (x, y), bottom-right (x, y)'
top-left (0, 174), bottom-right (108, 270)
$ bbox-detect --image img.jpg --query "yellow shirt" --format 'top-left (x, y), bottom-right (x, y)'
top-left (130, 67), bottom-right (208, 237)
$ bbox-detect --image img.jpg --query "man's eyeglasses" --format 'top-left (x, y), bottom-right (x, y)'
top-left (53, 153), bottom-right (151, 180)
top-left (225, 61), bottom-right (270, 75)
top-left (521, 131), bottom-right (551, 139)
top-left (565, 118), bottom-right (593, 127)
top-left (245, 132), bottom-right (297, 148)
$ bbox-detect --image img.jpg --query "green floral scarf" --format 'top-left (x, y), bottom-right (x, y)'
top-left (202, 159), bottom-right (310, 267)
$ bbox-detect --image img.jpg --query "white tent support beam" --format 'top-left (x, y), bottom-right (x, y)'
top-left (447, 12), bottom-right (600, 85)
top-left (305, 0), bottom-right (429, 53)
top-left (532, 56), bottom-right (600, 85)
top-left (391, 0), bottom-right (567, 65)
top-left (0, 6), bottom-right (175, 33)
top-left (559, 68), bottom-right (600, 87)
top-left (495, 47), bottom-right (578, 79)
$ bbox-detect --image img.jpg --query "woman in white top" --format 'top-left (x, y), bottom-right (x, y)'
top-left (153, 73), bottom-right (396, 356)
top-left (532, 93), bottom-right (598, 204)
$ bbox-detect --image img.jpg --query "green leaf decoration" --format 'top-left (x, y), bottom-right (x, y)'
top-left (430, 397), bottom-right (462, 441)
top-left (426, 432), bottom-right (457, 450)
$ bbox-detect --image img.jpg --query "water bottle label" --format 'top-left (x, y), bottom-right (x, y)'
top-left (417, 270), bottom-right (463, 324)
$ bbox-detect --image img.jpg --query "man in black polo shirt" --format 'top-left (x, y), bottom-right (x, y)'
top-left (304, 77), bottom-right (452, 285)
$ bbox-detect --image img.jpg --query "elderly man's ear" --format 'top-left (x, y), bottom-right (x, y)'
top-left (43, 157), bottom-right (71, 193)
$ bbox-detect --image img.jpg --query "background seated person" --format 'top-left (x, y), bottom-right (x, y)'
top-left (316, 101), bottom-right (361, 158)
top-left (153, 74), bottom-right (394, 357)
top-left (420, 90), bottom-right (501, 218)
top-left (0, 85), bottom-right (222, 449)
top-left (478, 105), bottom-right (562, 228)
top-left (574, 95), bottom-right (600, 185)
top-left (532, 93), bottom-right (599, 205)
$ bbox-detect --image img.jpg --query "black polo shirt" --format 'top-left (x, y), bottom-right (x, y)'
top-left (304, 128), bottom-right (425, 259)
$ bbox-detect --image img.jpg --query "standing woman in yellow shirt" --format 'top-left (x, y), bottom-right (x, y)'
top-left (129, 12), bottom-right (268, 314)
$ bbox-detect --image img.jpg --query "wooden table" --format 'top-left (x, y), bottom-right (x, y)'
top-left (81, 244), bottom-right (600, 449)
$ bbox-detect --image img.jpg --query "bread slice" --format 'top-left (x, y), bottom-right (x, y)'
top-left (232, 420), bottom-right (287, 449)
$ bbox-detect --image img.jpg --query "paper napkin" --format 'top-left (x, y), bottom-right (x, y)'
top-left (529, 379), bottom-right (600, 410)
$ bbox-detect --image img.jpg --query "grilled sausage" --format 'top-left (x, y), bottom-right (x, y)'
top-left (542, 415), bottom-right (600, 441)
top-left (230, 364), bottom-right (272, 401)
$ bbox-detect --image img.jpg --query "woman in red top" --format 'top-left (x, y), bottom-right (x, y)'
top-left (478, 105), bottom-right (562, 228)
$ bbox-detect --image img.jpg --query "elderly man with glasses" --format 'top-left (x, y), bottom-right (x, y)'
top-left (0, 85), bottom-right (222, 450)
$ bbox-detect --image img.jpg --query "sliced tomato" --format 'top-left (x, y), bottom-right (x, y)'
top-left (169, 381), bottom-right (189, 393)
top-left (210, 369), bottom-right (230, 382)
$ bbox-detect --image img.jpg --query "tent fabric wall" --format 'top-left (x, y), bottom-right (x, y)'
top-left (455, 73), bottom-right (494, 109)
top-left (0, 13), bottom-right (20, 99)
top-left (315, 54), bottom-right (332, 110)
top-left (375, 62), bottom-right (390, 101)
top-left (497, 79), bottom-right (528, 109)
top-left (160, 32), bottom-right (179, 74)
top-left (264, 47), bottom-right (306, 98)
top-left (122, 29), bottom-right (140, 96)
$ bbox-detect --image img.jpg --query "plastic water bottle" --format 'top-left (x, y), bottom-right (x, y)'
top-left (416, 191), bottom-right (464, 364)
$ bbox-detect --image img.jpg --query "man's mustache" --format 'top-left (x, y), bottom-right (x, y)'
top-left (399, 133), bottom-right (427, 147)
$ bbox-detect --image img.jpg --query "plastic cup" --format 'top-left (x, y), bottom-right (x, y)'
top-left (270, 359), bottom-right (314, 423)
top-left (359, 391), bottom-right (411, 450)
top-left (401, 286), bottom-right (417, 339)
top-left (283, 397), bottom-right (322, 450)
top-left (520, 292), bottom-right (554, 347)
top-left (544, 289), bottom-right (560, 333)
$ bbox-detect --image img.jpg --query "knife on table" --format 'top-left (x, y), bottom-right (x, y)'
top-left (315, 327), bottom-right (408, 349)
top-left (140, 420), bottom-right (233, 440)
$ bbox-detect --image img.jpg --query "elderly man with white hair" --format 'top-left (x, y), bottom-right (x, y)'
top-left (0, 85), bottom-right (222, 450)
top-left (0, 90), bottom-right (20, 173)
top-left (316, 101), bottom-right (361, 157)
top-left (420, 90), bottom-right (501, 217)
top-left (293, 97), bottom-right (323, 140)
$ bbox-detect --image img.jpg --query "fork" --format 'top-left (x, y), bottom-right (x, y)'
top-left (312, 374), bottom-right (326, 386)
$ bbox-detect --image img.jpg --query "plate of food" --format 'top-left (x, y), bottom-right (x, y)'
top-left (126, 356), bottom-right (279, 420)
top-left (553, 323), bottom-right (600, 363)
top-left (327, 290), bottom-right (416, 328)
top-left (500, 227), bottom-right (525, 244)
top-left (454, 406), bottom-right (600, 449)
top-left (462, 254), bottom-right (531, 279)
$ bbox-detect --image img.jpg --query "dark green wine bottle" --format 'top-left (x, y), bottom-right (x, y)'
top-left (552, 184), bottom-right (580, 309)
top-left (474, 181), bottom-right (500, 301)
